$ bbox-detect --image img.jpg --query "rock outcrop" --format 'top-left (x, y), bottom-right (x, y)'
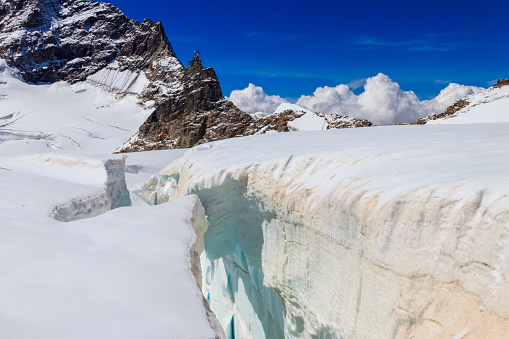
top-left (494, 78), bottom-right (509, 88)
top-left (116, 59), bottom-right (255, 152)
top-left (0, 0), bottom-right (182, 86)
top-left (414, 99), bottom-right (470, 124)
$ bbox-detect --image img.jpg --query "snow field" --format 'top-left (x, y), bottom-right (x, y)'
top-left (0, 63), bottom-right (151, 155)
top-left (0, 61), bottom-right (224, 338)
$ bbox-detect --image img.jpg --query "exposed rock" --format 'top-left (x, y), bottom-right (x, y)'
top-left (494, 78), bottom-right (509, 88)
top-left (246, 110), bottom-right (306, 134)
top-left (413, 99), bottom-right (470, 125)
top-left (0, 0), bottom-right (374, 153)
top-left (411, 78), bottom-right (508, 125)
top-left (116, 60), bottom-right (255, 152)
top-left (245, 109), bottom-right (374, 135)
top-left (117, 102), bottom-right (374, 152)
top-left (0, 0), bottom-right (183, 85)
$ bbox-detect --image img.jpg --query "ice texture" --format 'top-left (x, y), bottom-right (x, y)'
top-left (154, 124), bottom-right (509, 338)
top-left (49, 156), bottom-right (132, 221)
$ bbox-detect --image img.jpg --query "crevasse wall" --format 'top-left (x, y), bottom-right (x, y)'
top-left (154, 126), bottom-right (509, 338)
top-left (51, 158), bottom-right (131, 221)
top-left (160, 163), bottom-right (509, 338)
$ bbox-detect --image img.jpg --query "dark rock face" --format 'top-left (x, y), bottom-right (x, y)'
top-left (494, 79), bottom-right (509, 89)
top-left (246, 110), bottom-right (305, 134)
top-left (244, 110), bottom-right (374, 135)
top-left (0, 0), bottom-right (181, 84)
top-left (117, 61), bottom-right (255, 152)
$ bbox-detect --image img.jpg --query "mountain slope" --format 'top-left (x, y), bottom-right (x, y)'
top-left (0, 0), bottom-right (182, 87)
top-left (417, 79), bottom-right (509, 125)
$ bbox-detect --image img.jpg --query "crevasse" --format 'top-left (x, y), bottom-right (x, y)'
top-left (51, 157), bottom-right (131, 222)
top-left (146, 125), bottom-right (509, 338)
top-left (147, 166), bottom-right (509, 338)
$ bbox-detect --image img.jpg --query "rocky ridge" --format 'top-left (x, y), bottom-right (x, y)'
top-left (414, 78), bottom-right (509, 125)
top-left (0, 0), bottom-right (183, 89)
top-left (118, 103), bottom-right (374, 152)
top-left (0, 0), bottom-right (373, 153)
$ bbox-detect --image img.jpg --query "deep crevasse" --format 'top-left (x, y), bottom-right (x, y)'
top-left (147, 125), bottom-right (509, 338)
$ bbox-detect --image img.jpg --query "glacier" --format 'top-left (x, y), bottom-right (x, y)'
top-left (144, 124), bottom-right (509, 338)
top-left (0, 59), bottom-right (225, 337)
top-left (2, 40), bottom-right (509, 337)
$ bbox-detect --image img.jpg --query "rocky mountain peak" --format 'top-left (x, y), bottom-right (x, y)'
top-left (1, 0), bottom-right (374, 153)
top-left (0, 0), bottom-right (181, 83)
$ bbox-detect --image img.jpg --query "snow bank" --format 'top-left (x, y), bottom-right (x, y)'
top-left (273, 103), bottom-right (313, 115)
top-left (0, 144), bottom-right (224, 337)
top-left (153, 124), bottom-right (509, 338)
top-left (0, 195), bottom-right (224, 338)
top-left (288, 111), bottom-right (327, 131)
top-left (49, 157), bottom-right (131, 221)
top-left (2, 153), bottom-right (131, 221)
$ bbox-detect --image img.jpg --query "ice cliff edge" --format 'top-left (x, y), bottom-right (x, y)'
top-left (148, 124), bottom-right (509, 338)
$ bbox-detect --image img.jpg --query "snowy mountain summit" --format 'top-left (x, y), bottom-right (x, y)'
top-left (0, 0), bottom-right (375, 153)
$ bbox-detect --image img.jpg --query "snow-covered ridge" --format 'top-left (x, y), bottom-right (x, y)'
top-left (148, 124), bottom-right (509, 338)
top-left (424, 81), bottom-right (509, 125)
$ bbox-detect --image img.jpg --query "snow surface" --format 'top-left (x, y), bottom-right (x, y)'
top-left (154, 124), bottom-right (509, 338)
top-left (0, 62), bottom-right (151, 155)
top-left (0, 190), bottom-right (219, 338)
top-left (273, 103), bottom-right (313, 115)
top-left (87, 61), bottom-right (150, 95)
top-left (427, 85), bottom-right (509, 125)
top-left (0, 62), bottom-right (224, 338)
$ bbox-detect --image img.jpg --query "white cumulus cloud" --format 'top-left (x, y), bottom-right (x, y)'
top-left (296, 74), bottom-right (482, 125)
top-left (229, 83), bottom-right (288, 115)
top-left (229, 75), bottom-right (482, 125)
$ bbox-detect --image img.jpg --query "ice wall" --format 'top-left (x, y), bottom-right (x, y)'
top-left (49, 157), bottom-right (132, 222)
top-left (153, 125), bottom-right (509, 338)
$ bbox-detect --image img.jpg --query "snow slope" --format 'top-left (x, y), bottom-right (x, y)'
top-left (0, 188), bottom-right (221, 338)
top-left (426, 84), bottom-right (509, 125)
top-left (0, 61), bottom-right (151, 155)
top-left (0, 61), bottom-right (224, 337)
top-left (151, 124), bottom-right (509, 338)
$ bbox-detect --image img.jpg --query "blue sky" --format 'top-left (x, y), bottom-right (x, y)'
top-left (109, 0), bottom-right (508, 100)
